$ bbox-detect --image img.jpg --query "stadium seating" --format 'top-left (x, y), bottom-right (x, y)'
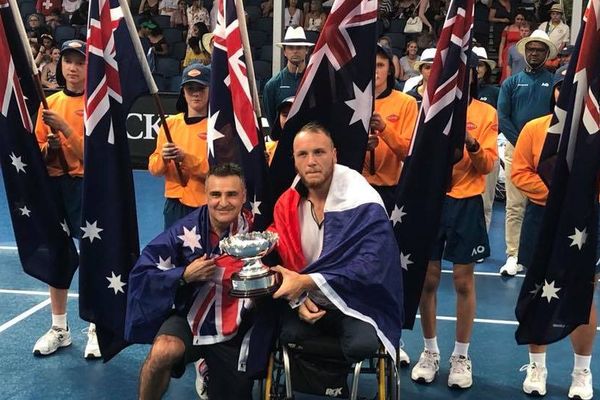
top-left (155, 57), bottom-right (181, 77)
top-left (170, 41), bottom-right (187, 60)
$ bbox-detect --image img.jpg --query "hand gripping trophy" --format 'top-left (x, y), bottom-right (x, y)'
top-left (220, 231), bottom-right (280, 297)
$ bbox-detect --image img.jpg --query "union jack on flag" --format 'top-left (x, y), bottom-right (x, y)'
top-left (80, 0), bottom-right (148, 360)
top-left (516, 0), bottom-right (600, 345)
top-left (392, 0), bottom-right (474, 329)
top-left (208, 0), bottom-right (272, 230)
top-left (0, 0), bottom-right (78, 289)
top-left (270, 0), bottom-right (378, 199)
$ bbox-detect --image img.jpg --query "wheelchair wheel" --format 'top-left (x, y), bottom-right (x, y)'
top-left (262, 350), bottom-right (292, 400)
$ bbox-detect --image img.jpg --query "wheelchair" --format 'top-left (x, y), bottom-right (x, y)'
top-left (261, 336), bottom-right (401, 400)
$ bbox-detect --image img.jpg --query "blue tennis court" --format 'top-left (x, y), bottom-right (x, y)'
top-left (0, 170), bottom-right (597, 399)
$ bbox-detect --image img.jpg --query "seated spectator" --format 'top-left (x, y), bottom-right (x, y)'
top-left (41, 47), bottom-right (61, 89)
top-left (62, 0), bottom-right (82, 19)
top-left (304, 0), bottom-right (327, 32)
top-left (183, 36), bottom-right (210, 67)
top-left (201, 32), bottom-right (214, 56)
top-left (159, 0), bottom-right (178, 17)
top-left (405, 47), bottom-right (435, 107)
top-left (145, 22), bottom-right (170, 56)
top-left (395, 0), bottom-right (417, 18)
top-left (557, 44), bottom-right (574, 67)
top-left (187, 0), bottom-right (210, 40)
top-left (261, 0), bottom-right (273, 17)
top-left (139, 0), bottom-right (160, 15)
top-left (39, 34), bottom-right (56, 56)
top-left (285, 0), bottom-right (303, 29)
top-left (378, 36), bottom-right (402, 80)
top-left (473, 47), bottom-right (499, 108)
top-left (69, 0), bottom-right (88, 25)
top-left (170, 0), bottom-right (188, 28)
top-left (378, 0), bottom-right (395, 31)
top-left (538, 3), bottom-right (570, 51)
top-left (45, 11), bottom-right (63, 31)
top-left (26, 14), bottom-right (51, 41)
top-left (399, 40), bottom-right (420, 81)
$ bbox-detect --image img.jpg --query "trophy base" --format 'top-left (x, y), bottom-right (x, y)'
top-left (230, 270), bottom-right (281, 298)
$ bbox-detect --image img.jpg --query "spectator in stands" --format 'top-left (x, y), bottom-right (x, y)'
top-left (557, 44), bottom-right (574, 67)
top-left (473, 0), bottom-right (490, 48)
top-left (506, 20), bottom-right (531, 77)
top-left (538, 3), bottom-right (570, 52)
top-left (488, 0), bottom-right (513, 56)
top-left (202, 32), bottom-right (214, 55)
top-left (139, 0), bottom-right (160, 15)
top-left (399, 40), bottom-right (420, 81)
top-left (498, 11), bottom-right (526, 83)
top-left (45, 12), bottom-right (63, 31)
top-left (62, 0), bottom-right (82, 20)
top-left (40, 34), bottom-right (57, 56)
top-left (418, 0), bottom-right (446, 36)
top-left (377, 0), bottom-right (395, 31)
top-left (209, 0), bottom-right (218, 31)
top-left (263, 26), bottom-right (314, 127)
top-left (41, 47), bottom-right (61, 89)
top-left (304, 0), bottom-right (326, 32)
top-left (261, 0), bottom-right (273, 17)
top-left (183, 36), bottom-right (210, 67)
top-left (285, 0), bottom-right (303, 29)
top-left (405, 47), bottom-right (435, 107)
top-left (69, 0), bottom-right (88, 25)
top-left (171, 0), bottom-right (188, 28)
top-left (187, 0), bottom-right (210, 40)
top-left (145, 22), bottom-right (170, 56)
top-left (26, 14), bottom-right (51, 41)
top-left (378, 36), bottom-right (402, 80)
top-left (159, 0), bottom-right (178, 17)
top-left (537, 0), bottom-right (556, 24)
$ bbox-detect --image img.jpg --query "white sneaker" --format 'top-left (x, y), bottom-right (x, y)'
top-left (399, 348), bottom-right (410, 367)
top-left (195, 359), bottom-right (209, 400)
top-left (33, 326), bottom-right (72, 356)
top-left (568, 369), bottom-right (593, 400)
top-left (499, 256), bottom-right (523, 276)
top-left (84, 324), bottom-right (102, 359)
top-left (520, 362), bottom-right (547, 396)
top-left (448, 355), bottom-right (473, 389)
top-left (411, 350), bottom-right (439, 383)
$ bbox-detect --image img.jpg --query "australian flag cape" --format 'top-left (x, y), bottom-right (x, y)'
top-left (124, 206), bottom-right (275, 375)
top-left (269, 165), bottom-right (404, 361)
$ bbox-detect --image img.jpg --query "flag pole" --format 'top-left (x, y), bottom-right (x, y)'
top-left (117, 0), bottom-right (188, 187)
top-left (8, 0), bottom-right (70, 174)
top-left (234, 0), bottom-right (263, 122)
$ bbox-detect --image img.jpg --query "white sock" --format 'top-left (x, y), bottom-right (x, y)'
top-left (452, 341), bottom-right (469, 357)
top-left (574, 354), bottom-right (591, 371)
top-left (51, 314), bottom-right (67, 330)
top-left (424, 337), bottom-right (439, 354)
top-left (529, 352), bottom-right (546, 367)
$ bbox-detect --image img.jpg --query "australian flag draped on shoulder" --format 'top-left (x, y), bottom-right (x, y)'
top-left (80, 0), bottom-right (149, 361)
top-left (0, 0), bottom-right (78, 288)
top-left (208, 0), bottom-right (272, 230)
top-left (269, 0), bottom-right (378, 199)
top-left (392, 0), bottom-right (474, 329)
top-left (515, 0), bottom-right (600, 345)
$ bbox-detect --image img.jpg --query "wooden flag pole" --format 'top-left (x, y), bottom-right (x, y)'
top-left (118, 0), bottom-right (187, 186)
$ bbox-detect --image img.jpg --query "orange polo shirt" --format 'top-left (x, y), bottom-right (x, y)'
top-left (35, 91), bottom-right (85, 177)
top-left (363, 90), bottom-right (419, 186)
top-left (511, 115), bottom-right (551, 206)
top-left (148, 113), bottom-right (209, 207)
top-left (447, 99), bottom-right (498, 199)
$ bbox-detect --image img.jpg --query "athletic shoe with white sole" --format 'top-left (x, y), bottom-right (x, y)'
top-left (411, 350), bottom-right (439, 383)
top-left (195, 358), bottom-right (209, 400)
top-left (568, 369), bottom-right (593, 400)
top-left (399, 348), bottom-right (410, 367)
top-left (448, 355), bottom-right (473, 389)
top-left (84, 324), bottom-right (102, 359)
top-left (33, 326), bottom-right (72, 356)
top-left (520, 362), bottom-right (547, 396)
top-left (499, 255), bottom-right (523, 276)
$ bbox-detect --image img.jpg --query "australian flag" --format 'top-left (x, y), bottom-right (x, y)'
top-left (208, 0), bottom-right (272, 230)
top-left (515, 0), bottom-right (600, 345)
top-left (269, 0), bottom-right (378, 199)
top-left (391, 0), bottom-right (474, 329)
top-left (80, 0), bottom-right (148, 360)
top-left (0, 0), bottom-right (78, 288)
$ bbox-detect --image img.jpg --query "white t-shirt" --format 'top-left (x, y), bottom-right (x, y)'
top-left (62, 0), bottom-right (81, 13)
top-left (284, 8), bottom-right (302, 28)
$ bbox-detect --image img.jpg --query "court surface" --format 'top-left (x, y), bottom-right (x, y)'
top-left (0, 170), bottom-right (597, 399)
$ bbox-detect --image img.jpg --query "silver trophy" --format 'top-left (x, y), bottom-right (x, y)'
top-left (220, 231), bottom-right (280, 298)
